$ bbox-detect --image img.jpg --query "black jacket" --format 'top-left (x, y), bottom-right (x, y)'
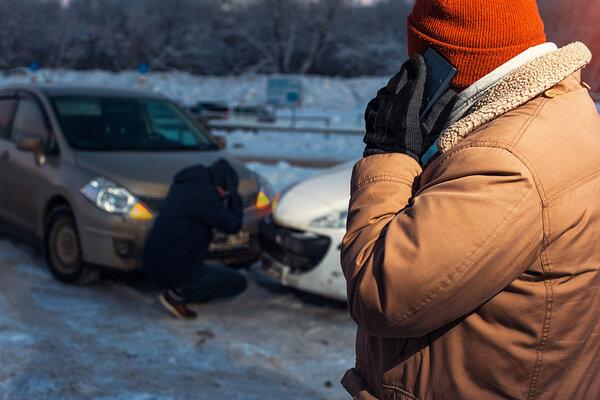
top-left (143, 164), bottom-right (243, 289)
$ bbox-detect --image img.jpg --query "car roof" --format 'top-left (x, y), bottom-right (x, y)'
top-left (0, 83), bottom-right (167, 100)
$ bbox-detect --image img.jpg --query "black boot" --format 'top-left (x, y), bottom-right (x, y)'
top-left (159, 289), bottom-right (197, 320)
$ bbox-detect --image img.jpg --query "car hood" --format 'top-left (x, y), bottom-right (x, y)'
top-left (75, 150), bottom-right (259, 199)
top-left (274, 160), bottom-right (355, 228)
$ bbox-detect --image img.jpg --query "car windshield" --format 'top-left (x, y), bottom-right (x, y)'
top-left (52, 96), bottom-right (215, 151)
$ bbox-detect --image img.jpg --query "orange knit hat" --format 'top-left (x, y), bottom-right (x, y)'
top-left (407, 0), bottom-right (547, 90)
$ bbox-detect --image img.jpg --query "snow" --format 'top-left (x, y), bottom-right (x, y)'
top-left (225, 130), bottom-right (363, 165)
top-left (0, 69), bottom-right (385, 112)
top-left (245, 162), bottom-right (323, 192)
top-left (0, 238), bottom-right (355, 400)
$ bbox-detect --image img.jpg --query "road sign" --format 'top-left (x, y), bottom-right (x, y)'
top-left (267, 78), bottom-right (302, 107)
top-left (138, 63), bottom-right (149, 74)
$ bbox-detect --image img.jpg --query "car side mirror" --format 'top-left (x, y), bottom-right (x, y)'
top-left (16, 134), bottom-right (46, 165)
top-left (212, 135), bottom-right (226, 150)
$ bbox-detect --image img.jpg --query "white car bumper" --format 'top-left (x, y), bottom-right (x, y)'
top-left (259, 218), bottom-right (347, 301)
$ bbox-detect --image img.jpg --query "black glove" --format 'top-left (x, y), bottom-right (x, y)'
top-left (363, 55), bottom-right (457, 162)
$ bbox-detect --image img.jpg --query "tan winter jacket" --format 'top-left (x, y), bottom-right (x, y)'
top-left (341, 42), bottom-right (600, 400)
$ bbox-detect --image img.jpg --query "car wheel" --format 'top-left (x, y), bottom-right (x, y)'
top-left (228, 261), bottom-right (255, 270)
top-left (45, 206), bottom-right (87, 283)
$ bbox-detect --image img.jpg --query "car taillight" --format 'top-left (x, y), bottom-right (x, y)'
top-left (256, 190), bottom-right (270, 209)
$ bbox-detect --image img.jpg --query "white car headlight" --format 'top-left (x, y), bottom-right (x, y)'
top-left (81, 177), bottom-right (153, 221)
top-left (309, 210), bottom-right (348, 229)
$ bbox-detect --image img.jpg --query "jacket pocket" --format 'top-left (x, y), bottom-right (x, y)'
top-left (342, 367), bottom-right (373, 398)
top-left (376, 382), bottom-right (421, 400)
top-left (342, 363), bottom-right (422, 400)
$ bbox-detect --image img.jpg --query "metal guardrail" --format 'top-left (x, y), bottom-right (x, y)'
top-left (233, 155), bottom-right (343, 168)
top-left (208, 120), bottom-right (364, 136)
top-left (276, 115), bottom-right (332, 126)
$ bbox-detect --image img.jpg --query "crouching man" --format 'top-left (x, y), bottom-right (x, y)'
top-left (341, 0), bottom-right (600, 399)
top-left (144, 159), bottom-right (247, 320)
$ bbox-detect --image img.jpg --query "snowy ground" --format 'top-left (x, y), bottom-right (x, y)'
top-left (0, 237), bottom-right (355, 400)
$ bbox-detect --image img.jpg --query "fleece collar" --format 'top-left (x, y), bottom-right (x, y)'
top-left (447, 43), bottom-right (558, 127)
top-left (437, 42), bottom-right (592, 153)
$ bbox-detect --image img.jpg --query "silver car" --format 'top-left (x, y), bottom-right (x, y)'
top-left (0, 85), bottom-right (272, 283)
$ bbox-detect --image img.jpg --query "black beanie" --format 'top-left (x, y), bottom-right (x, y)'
top-left (207, 159), bottom-right (236, 188)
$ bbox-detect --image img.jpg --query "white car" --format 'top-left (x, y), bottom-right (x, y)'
top-left (259, 161), bottom-right (356, 301)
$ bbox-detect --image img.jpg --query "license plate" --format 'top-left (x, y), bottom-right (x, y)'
top-left (209, 231), bottom-right (251, 252)
top-left (260, 254), bottom-right (289, 284)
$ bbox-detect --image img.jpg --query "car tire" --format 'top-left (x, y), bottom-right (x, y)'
top-left (228, 261), bottom-right (255, 270)
top-left (44, 206), bottom-right (88, 284)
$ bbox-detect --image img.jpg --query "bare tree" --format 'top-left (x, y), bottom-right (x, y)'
top-left (0, 0), bottom-right (413, 76)
top-left (300, 0), bottom-right (342, 73)
top-left (256, 0), bottom-right (343, 73)
top-left (262, 0), bottom-right (300, 73)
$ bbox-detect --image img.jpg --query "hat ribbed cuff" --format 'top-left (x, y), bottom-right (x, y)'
top-left (407, 18), bottom-right (547, 89)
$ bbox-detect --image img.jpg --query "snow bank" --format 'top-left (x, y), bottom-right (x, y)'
top-left (225, 130), bottom-right (363, 163)
top-left (0, 69), bottom-right (385, 112)
top-left (245, 161), bottom-right (323, 192)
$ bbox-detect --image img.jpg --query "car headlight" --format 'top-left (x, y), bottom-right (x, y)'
top-left (309, 210), bottom-right (348, 229)
top-left (81, 177), bottom-right (154, 221)
top-left (271, 192), bottom-right (281, 212)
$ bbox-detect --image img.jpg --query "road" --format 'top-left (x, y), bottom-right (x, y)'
top-left (0, 236), bottom-right (355, 400)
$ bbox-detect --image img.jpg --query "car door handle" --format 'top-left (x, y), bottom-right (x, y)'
top-left (0, 150), bottom-right (8, 162)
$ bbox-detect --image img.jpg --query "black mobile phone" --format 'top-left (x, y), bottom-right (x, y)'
top-left (420, 48), bottom-right (457, 118)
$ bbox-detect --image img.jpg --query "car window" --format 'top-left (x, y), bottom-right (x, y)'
top-left (145, 101), bottom-right (200, 146)
top-left (10, 98), bottom-right (50, 142)
top-left (0, 97), bottom-right (17, 139)
top-left (52, 96), bottom-right (215, 151)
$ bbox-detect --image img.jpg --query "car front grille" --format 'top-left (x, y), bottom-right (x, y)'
top-left (259, 218), bottom-right (331, 273)
top-left (140, 192), bottom-right (257, 214)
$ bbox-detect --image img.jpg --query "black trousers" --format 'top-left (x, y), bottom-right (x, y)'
top-left (177, 263), bottom-right (248, 304)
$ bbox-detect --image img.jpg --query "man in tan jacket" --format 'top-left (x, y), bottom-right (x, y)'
top-left (341, 1), bottom-right (600, 399)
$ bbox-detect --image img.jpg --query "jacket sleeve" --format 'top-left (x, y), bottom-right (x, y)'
top-left (341, 148), bottom-right (543, 338)
top-left (194, 188), bottom-right (243, 234)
